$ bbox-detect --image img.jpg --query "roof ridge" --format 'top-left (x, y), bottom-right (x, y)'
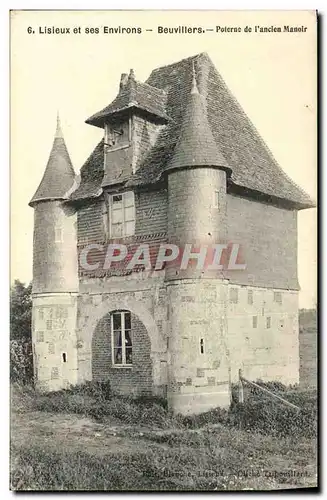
top-left (150, 52), bottom-right (208, 75)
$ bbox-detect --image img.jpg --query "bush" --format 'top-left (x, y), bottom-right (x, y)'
top-left (23, 378), bottom-right (317, 439)
top-left (28, 382), bottom-right (174, 428)
top-left (10, 339), bottom-right (33, 384)
top-left (229, 384), bottom-right (317, 438)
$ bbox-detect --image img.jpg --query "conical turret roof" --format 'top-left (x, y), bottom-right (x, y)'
top-left (29, 114), bottom-right (75, 206)
top-left (165, 63), bottom-right (229, 172)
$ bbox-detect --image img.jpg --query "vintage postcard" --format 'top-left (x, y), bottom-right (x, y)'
top-left (10, 10), bottom-right (317, 491)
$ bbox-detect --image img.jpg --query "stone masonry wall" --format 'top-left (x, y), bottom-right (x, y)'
top-left (32, 293), bottom-right (79, 391)
top-left (299, 309), bottom-right (317, 388)
top-left (227, 285), bottom-right (299, 385)
top-left (167, 279), bottom-right (231, 415)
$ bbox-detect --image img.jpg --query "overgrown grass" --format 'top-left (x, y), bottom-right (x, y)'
top-left (15, 380), bottom-right (317, 438)
top-left (11, 426), bottom-right (316, 491)
top-left (11, 381), bottom-right (318, 491)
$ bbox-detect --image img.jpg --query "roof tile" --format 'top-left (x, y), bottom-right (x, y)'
top-left (71, 53), bottom-right (314, 209)
top-left (30, 117), bottom-right (75, 206)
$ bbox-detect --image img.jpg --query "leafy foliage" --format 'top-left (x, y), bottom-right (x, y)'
top-left (10, 280), bottom-right (33, 383)
top-left (10, 340), bottom-right (33, 384)
top-left (10, 280), bottom-right (32, 341)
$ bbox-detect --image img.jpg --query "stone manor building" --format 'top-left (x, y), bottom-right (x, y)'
top-left (29, 53), bottom-right (314, 414)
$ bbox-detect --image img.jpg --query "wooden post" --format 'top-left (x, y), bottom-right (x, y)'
top-left (238, 369), bottom-right (244, 431)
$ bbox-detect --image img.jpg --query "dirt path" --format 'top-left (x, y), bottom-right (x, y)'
top-left (11, 407), bottom-right (169, 456)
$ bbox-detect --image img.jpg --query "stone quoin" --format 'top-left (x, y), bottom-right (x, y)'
top-left (29, 53), bottom-right (315, 415)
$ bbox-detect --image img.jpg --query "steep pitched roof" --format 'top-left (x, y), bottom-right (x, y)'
top-left (29, 115), bottom-right (75, 206)
top-left (71, 53), bottom-right (314, 209)
top-left (166, 64), bottom-right (229, 172)
top-left (86, 69), bottom-right (170, 128)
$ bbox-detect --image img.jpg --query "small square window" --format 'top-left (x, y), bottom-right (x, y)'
top-left (230, 288), bottom-right (238, 304)
top-left (55, 227), bottom-right (63, 243)
top-left (253, 316), bottom-right (258, 328)
top-left (248, 290), bottom-right (253, 305)
top-left (112, 194), bottom-right (123, 206)
top-left (266, 317), bottom-right (271, 329)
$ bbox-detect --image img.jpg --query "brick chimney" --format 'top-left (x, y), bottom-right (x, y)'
top-left (119, 73), bottom-right (128, 91)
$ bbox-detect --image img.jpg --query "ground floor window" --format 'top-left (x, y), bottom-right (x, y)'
top-left (111, 310), bottom-right (132, 366)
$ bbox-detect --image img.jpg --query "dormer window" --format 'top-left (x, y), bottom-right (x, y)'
top-left (104, 122), bottom-right (130, 150)
top-left (107, 191), bottom-right (135, 238)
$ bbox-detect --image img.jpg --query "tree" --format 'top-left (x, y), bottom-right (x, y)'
top-left (10, 280), bottom-right (32, 341)
top-left (10, 280), bottom-right (33, 383)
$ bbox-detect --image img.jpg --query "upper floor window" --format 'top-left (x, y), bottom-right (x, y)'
top-left (108, 191), bottom-right (135, 238)
top-left (111, 310), bottom-right (132, 366)
top-left (104, 122), bottom-right (130, 150)
top-left (248, 290), bottom-right (253, 305)
top-left (274, 291), bottom-right (282, 304)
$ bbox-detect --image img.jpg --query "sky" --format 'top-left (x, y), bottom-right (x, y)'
top-left (10, 10), bottom-right (317, 307)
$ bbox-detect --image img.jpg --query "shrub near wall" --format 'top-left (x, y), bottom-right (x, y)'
top-left (229, 382), bottom-right (317, 439)
top-left (10, 340), bottom-right (33, 384)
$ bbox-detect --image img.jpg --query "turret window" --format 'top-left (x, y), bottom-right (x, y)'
top-left (111, 310), bottom-right (132, 366)
top-left (213, 190), bottom-right (220, 209)
top-left (108, 191), bottom-right (135, 238)
top-left (55, 226), bottom-right (63, 243)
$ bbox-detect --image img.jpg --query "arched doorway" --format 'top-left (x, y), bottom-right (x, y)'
top-left (92, 307), bottom-right (153, 396)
